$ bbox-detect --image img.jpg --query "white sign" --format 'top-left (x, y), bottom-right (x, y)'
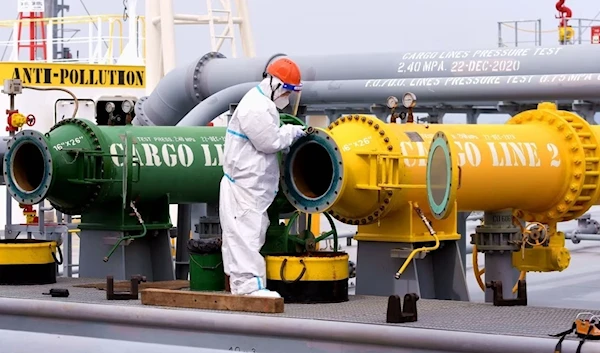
top-left (18, 0), bottom-right (45, 12)
top-left (364, 73), bottom-right (600, 89)
top-left (397, 59), bottom-right (522, 74)
top-left (396, 48), bottom-right (563, 75)
top-left (399, 140), bottom-right (561, 169)
top-left (52, 135), bottom-right (84, 151)
top-left (342, 136), bottom-right (372, 151)
top-left (108, 142), bottom-right (225, 168)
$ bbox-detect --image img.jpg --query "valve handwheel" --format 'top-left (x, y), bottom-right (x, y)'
top-left (523, 222), bottom-right (549, 246)
top-left (26, 114), bottom-right (36, 126)
top-left (282, 211), bottom-right (338, 252)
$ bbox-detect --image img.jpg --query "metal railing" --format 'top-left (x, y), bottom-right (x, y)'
top-left (0, 14), bottom-right (145, 64)
top-left (497, 17), bottom-right (600, 47)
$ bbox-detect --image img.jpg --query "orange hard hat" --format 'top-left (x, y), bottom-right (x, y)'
top-left (266, 57), bottom-right (302, 91)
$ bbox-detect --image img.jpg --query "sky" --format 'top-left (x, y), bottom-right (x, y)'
top-left (15, 0), bottom-right (595, 59)
top-left (2, 0), bottom-right (600, 123)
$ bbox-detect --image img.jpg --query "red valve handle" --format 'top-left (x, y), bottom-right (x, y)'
top-left (26, 114), bottom-right (36, 126)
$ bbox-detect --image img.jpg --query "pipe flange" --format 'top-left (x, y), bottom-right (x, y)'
top-left (328, 114), bottom-right (394, 152)
top-left (472, 224), bottom-right (522, 253)
top-left (46, 118), bottom-right (108, 215)
top-left (47, 117), bottom-right (70, 133)
top-left (280, 128), bottom-right (344, 214)
top-left (193, 51), bottom-right (227, 101)
top-left (4, 129), bottom-right (53, 205)
top-left (327, 189), bottom-right (395, 225)
top-left (323, 114), bottom-right (398, 224)
top-left (50, 118), bottom-right (104, 151)
top-left (133, 52), bottom-right (226, 127)
top-left (508, 102), bottom-right (600, 223)
top-left (132, 96), bottom-right (154, 126)
top-left (326, 114), bottom-right (397, 224)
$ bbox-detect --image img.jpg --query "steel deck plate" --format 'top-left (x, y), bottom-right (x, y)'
top-left (0, 277), bottom-right (595, 340)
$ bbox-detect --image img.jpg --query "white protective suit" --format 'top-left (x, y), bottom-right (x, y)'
top-left (219, 76), bottom-right (306, 297)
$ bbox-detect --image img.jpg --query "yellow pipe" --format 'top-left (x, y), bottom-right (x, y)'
top-left (283, 103), bottom-right (600, 241)
top-left (423, 103), bottom-right (600, 224)
top-left (281, 103), bottom-right (600, 276)
top-left (425, 103), bottom-right (599, 273)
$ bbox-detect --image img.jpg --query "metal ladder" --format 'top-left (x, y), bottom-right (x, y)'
top-left (206, 0), bottom-right (237, 57)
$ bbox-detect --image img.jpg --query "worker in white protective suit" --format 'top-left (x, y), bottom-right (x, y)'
top-left (219, 57), bottom-right (306, 297)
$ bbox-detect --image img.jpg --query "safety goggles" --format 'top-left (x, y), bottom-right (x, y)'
top-left (282, 82), bottom-right (303, 92)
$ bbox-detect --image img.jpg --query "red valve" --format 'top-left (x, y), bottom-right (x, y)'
top-left (26, 114), bottom-right (36, 126)
top-left (5, 109), bottom-right (22, 132)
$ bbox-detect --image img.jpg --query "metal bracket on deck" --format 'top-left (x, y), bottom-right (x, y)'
top-left (486, 280), bottom-right (528, 306)
top-left (106, 275), bottom-right (147, 300)
top-left (386, 293), bottom-right (419, 323)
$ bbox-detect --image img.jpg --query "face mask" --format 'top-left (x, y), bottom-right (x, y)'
top-left (274, 95), bottom-right (290, 110)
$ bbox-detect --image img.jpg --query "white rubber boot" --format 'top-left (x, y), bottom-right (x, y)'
top-left (247, 289), bottom-right (282, 298)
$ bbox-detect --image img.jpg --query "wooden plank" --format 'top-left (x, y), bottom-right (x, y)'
top-left (140, 288), bottom-right (284, 314)
top-left (74, 280), bottom-right (189, 291)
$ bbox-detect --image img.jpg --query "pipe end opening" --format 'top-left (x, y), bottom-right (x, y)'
top-left (5, 130), bottom-right (52, 205)
top-left (281, 131), bottom-right (343, 213)
top-left (292, 141), bottom-right (334, 199)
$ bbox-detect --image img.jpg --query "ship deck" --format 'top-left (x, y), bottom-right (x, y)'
top-left (3, 215), bottom-right (600, 352)
top-left (0, 276), bottom-right (595, 340)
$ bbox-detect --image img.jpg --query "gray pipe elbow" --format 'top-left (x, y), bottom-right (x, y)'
top-left (177, 82), bottom-right (257, 127)
top-left (133, 52), bottom-right (227, 126)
